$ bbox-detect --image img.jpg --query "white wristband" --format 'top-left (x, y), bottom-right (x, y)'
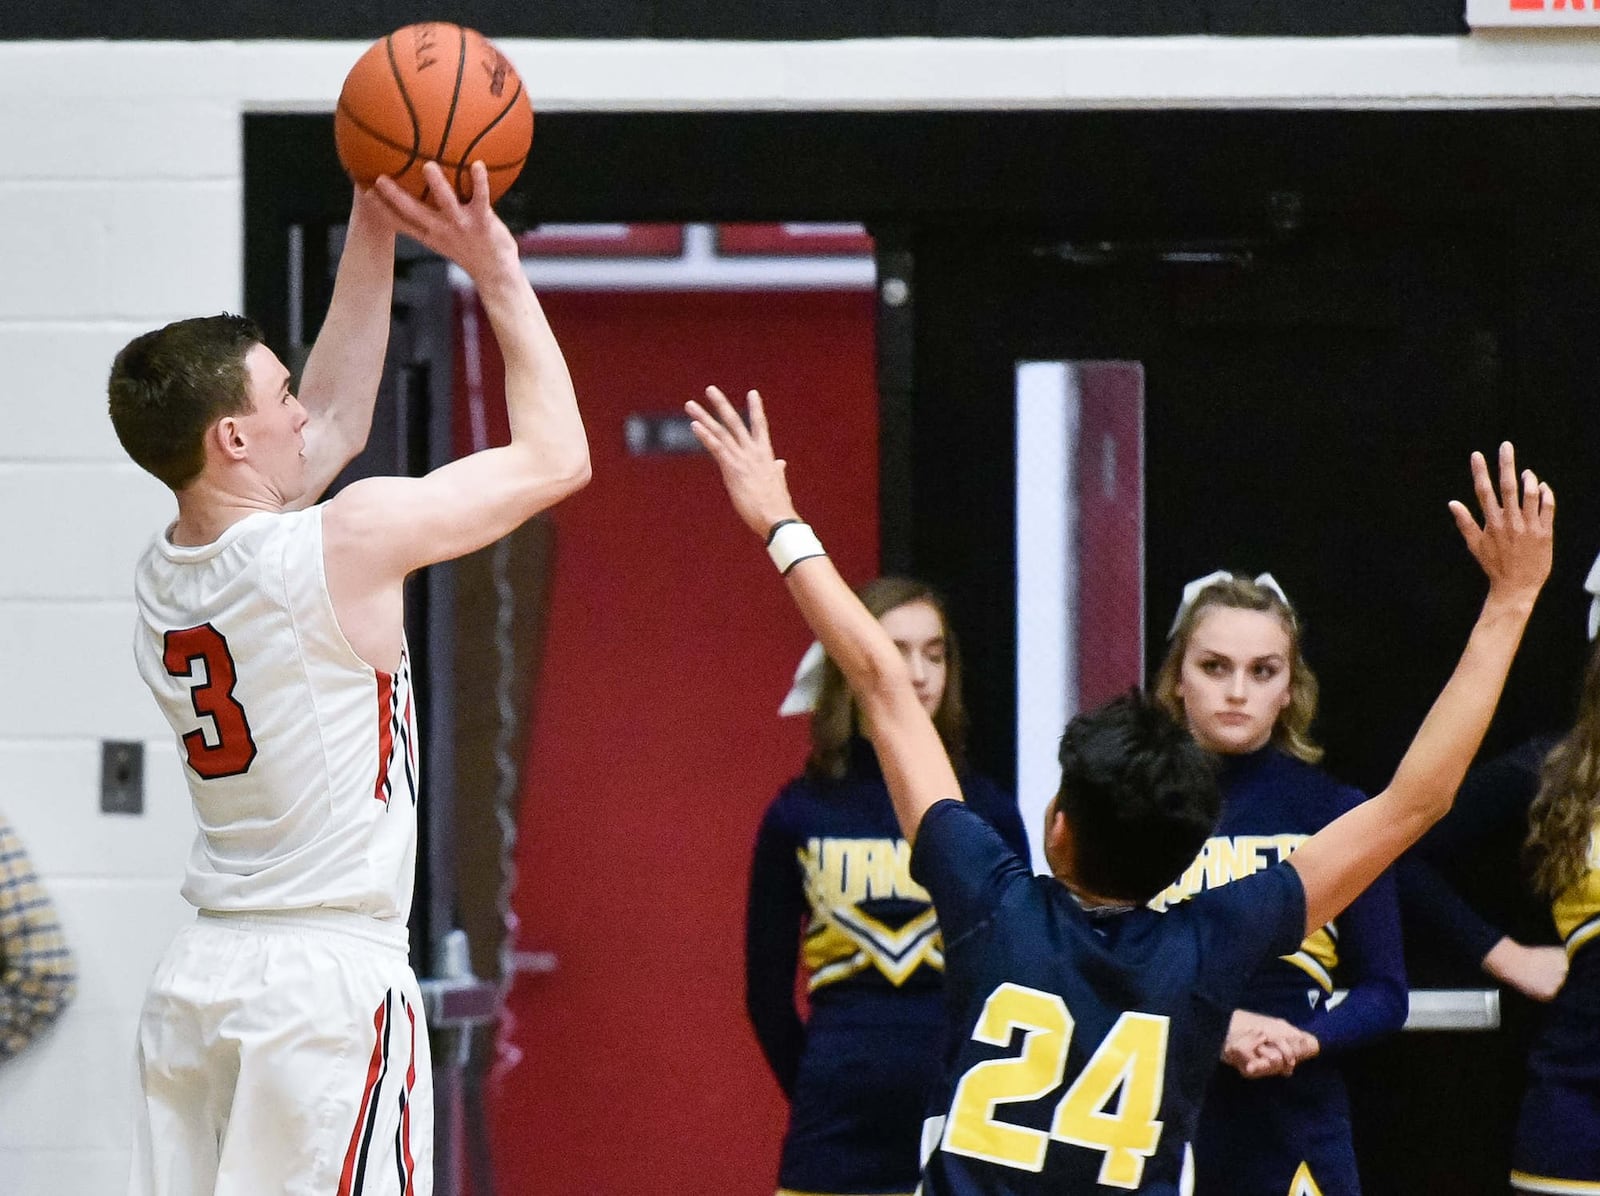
top-left (766, 520), bottom-right (827, 575)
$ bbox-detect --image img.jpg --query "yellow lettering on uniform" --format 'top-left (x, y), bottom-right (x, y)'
top-left (814, 838), bottom-right (858, 901)
top-left (1150, 851), bottom-right (1206, 910)
top-left (1246, 835), bottom-right (1280, 875)
top-left (1153, 831), bottom-right (1318, 911)
top-left (1171, 853), bottom-right (1206, 904)
top-left (842, 841), bottom-right (871, 901)
top-left (863, 839), bottom-right (898, 899)
top-left (803, 837), bottom-right (928, 902)
top-left (1205, 838), bottom-right (1243, 888)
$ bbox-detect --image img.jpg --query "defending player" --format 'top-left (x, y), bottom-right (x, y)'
top-left (109, 162), bottom-right (589, 1196)
top-left (686, 385), bottom-right (1551, 1195)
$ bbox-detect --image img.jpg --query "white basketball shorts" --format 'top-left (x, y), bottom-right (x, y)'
top-left (130, 908), bottom-right (432, 1196)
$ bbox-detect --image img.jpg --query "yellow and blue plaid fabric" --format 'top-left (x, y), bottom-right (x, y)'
top-left (0, 812), bottom-right (75, 1059)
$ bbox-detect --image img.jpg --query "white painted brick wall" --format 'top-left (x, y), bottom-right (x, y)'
top-left (0, 43), bottom-right (273, 1196)
top-left (0, 31), bottom-right (1591, 1196)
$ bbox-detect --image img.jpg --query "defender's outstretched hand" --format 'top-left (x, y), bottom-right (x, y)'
top-left (686, 385), bottom-right (961, 845)
top-left (686, 387), bottom-right (800, 538)
top-left (1449, 442), bottom-right (1554, 604)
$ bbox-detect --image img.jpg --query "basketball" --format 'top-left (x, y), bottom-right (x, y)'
top-left (335, 23), bottom-right (534, 204)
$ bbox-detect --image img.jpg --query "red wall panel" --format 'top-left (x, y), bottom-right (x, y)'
top-left (458, 289), bottom-right (878, 1195)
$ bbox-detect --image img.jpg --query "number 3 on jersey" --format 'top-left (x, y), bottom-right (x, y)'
top-left (164, 624), bottom-right (258, 779)
top-left (942, 982), bottom-right (1169, 1189)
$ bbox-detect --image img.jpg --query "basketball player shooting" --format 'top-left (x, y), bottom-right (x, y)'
top-left (687, 385), bottom-right (1551, 1194)
top-left (108, 160), bottom-right (588, 1196)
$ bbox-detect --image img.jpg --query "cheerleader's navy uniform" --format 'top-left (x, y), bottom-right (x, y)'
top-left (1150, 746), bottom-right (1408, 1196)
top-left (745, 739), bottom-right (1027, 1196)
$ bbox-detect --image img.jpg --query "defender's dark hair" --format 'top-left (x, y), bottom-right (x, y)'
top-left (1053, 689), bottom-right (1221, 903)
top-left (107, 314), bottom-right (265, 490)
top-left (807, 576), bottom-right (968, 781)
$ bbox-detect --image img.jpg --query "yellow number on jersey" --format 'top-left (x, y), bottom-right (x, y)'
top-left (942, 983), bottom-right (1071, 1171)
top-left (1051, 1011), bottom-right (1168, 1187)
top-left (942, 983), bottom-right (1170, 1189)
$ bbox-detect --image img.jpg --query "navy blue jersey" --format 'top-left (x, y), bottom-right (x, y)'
top-left (746, 740), bottom-right (1028, 1195)
top-left (910, 800), bottom-right (1306, 1195)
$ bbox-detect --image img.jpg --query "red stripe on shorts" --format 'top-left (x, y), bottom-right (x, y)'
top-left (402, 1000), bottom-right (418, 1195)
top-left (338, 997), bottom-right (390, 1196)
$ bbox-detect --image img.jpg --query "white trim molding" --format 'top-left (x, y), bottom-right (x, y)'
top-left (2, 37), bottom-right (1600, 113)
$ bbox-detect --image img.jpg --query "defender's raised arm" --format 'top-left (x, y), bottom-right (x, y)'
top-left (687, 386), bottom-right (961, 844)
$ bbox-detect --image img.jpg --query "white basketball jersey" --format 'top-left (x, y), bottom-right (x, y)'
top-left (132, 507), bottom-right (418, 922)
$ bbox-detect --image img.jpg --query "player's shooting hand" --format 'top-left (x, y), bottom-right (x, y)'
top-left (1483, 937), bottom-right (1568, 1003)
top-left (1448, 442), bottom-right (1554, 607)
top-left (371, 161), bottom-right (519, 284)
top-left (686, 387), bottom-right (800, 538)
top-left (348, 180), bottom-right (405, 240)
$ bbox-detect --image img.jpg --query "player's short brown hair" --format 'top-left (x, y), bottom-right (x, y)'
top-left (108, 314), bottom-right (264, 490)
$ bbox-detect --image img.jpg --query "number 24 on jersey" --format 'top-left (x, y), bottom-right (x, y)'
top-left (942, 982), bottom-right (1170, 1189)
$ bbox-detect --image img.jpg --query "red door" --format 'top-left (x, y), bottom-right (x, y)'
top-left (470, 288), bottom-right (879, 1195)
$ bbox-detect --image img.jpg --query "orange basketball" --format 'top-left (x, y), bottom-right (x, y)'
top-left (335, 23), bottom-right (534, 204)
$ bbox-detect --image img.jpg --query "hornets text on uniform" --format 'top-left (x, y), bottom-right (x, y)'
top-left (909, 799), bottom-right (1306, 1196)
top-left (747, 738), bottom-right (1027, 1196)
top-left (1154, 746), bottom-right (1406, 1196)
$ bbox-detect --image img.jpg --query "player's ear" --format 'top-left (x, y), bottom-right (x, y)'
top-left (1042, 797), bottom-right (1074, 877)
top-left (212, 415), bottom-right (248, 463)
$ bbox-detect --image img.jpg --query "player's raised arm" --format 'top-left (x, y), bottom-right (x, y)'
top-left (289, 185), bottom-right (401, 506)
top-left (1288, 443), bottom-right (1554, 935)
top-left (687, 386), bottom-right (960, 844)
top-left (325, 161), bottom-right (591, 584)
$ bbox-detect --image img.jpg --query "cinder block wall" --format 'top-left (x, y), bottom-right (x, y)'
top-left (0, 33), bottom-right (1587, 1196)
